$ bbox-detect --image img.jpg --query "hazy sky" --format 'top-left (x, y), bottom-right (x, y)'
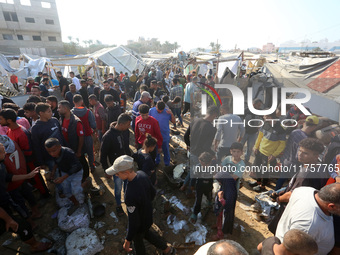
top-left (56, 0), bottom-right (340, 51)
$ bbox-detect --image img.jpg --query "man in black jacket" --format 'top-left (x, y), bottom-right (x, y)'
top-left (105, 155), bottom-right (175, 255)
top-left (99, 80), bottom-right (120, 108)
top-left (100, 113), bottom-right (131, 216)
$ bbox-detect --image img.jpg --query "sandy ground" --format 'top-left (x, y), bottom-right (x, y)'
top-left (0, 102), bottom-right (275, 255)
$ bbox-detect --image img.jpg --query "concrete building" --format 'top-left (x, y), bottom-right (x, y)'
top-left (262, 42), bottom-right (275, 53)
top-left (279, 39), bottom-right (340, 54)
top-left (0, 0), bottom-right (64, 56)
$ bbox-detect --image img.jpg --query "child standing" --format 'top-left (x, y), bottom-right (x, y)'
top-left (45, 138), bottom-right (84, 214)
top-left (221, 142), bottom-right (245, 194)
top-left (189, 152), bottom-right (214, 224)
top-left (132, 134), bottom-right (157, 185)
top-left (213, 171), bottom-right (237, 240)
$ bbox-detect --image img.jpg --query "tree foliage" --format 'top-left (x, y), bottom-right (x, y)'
top-left (63, 38), bottom-right (116, 55)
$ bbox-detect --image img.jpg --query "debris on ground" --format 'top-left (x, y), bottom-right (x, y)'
top-left (65, 228), bottom-right (104, 255)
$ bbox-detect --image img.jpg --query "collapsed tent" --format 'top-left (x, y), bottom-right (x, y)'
top-left (50, 46), bottom-right (146, 78)
top-left (260, 56), bottom-right (340, 122)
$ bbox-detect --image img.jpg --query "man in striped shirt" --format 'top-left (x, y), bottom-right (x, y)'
top-left (170, 78), bottom-right (184, 127)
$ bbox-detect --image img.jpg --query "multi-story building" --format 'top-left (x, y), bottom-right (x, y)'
top-left (262, 43), bottom-right (275, 53)
top-left (0, 0), bottom-right (64, 56)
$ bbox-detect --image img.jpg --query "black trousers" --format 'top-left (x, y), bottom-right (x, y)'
top-left (182, 102), bottom-right (194, 117)
top-left (254, 151), bottom-right (277, 186)
top-left (132, 228), bottom-right (168, 255)
top-left (193, 179), bottom-right (212, 215)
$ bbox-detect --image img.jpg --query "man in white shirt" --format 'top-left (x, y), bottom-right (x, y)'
top-left (276, 183), bottom-right (340, 255)
top-left (69, 71), bottom-right (81, 91)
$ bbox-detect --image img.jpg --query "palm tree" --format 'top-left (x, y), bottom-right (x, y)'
top-left (173, 42), bottom-right (180, 53)
top-left (88, 39), bottom-right (93, 46)
top-left (215, 43), bottom-right (221, 52)
top-left (210, 42), bottom-right (215, 51)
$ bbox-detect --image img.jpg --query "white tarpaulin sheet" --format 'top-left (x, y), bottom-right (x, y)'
top-left (218, 60), bottom-right (239, 78)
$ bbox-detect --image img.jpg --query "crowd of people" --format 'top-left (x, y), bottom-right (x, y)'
top-left (0, 66), bottom-right (339, 255)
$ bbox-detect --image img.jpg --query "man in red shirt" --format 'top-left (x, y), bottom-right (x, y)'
top-left (135, 104), bottom-right (163, 160)
top-left (0, 109), bottom-right (49, 198)
top-left (58, 100), bottom-right (90, 182)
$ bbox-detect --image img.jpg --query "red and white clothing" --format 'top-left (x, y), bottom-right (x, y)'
top-left (135, 116), bottom-right (163, 148)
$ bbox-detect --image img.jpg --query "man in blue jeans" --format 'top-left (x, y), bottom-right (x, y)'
top-left (149, 101), bottom-right (175, 166)
top-left (100, 113), bottom-right (132, 216)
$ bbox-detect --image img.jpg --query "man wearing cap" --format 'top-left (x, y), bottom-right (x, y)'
top-left (56, 71), bottom-right (69, 98)
top-left (275, 115), bottom-right (320, 190)
top-left (105, 155), bottom-right (176, 255)
top-left (131, 91), bottom-right (152, 132)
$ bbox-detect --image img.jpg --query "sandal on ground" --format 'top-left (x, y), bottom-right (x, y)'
top-left (30, 241), bottom-right (53, 253)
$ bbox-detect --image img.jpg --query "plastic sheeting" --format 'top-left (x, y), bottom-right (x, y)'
top-left (218, 60), bottom-right (239, 78)
top-left (0, 54), bottom-right (17, 73)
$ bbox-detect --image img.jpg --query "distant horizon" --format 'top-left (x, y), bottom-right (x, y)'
top-left (56, 0), bottom-right (340, 52)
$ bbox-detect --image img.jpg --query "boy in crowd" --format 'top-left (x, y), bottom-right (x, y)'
top-left (221, 142), bottom-right (245, 194)
top-left (31, 103), bottom-right (65, 171)
top-left (190, 152), bottom-right (214, 224)
top-left (114, 83), bottom-right (127, 113)
top-left (46, 138), bottom-right (84, 213)
top-left (105, 155), bottom-right (175, 255)
top-left (23, 103), bottom-right (39, 130)
top-left (135, 104), bottom-right (163, 160)
top-left (72, 95), bottom-right (96, 173)
top-left (257, 229), bottom-right (318, 255)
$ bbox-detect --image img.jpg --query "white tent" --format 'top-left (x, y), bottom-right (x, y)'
top-left (50, 46), bottom-right (146, 76)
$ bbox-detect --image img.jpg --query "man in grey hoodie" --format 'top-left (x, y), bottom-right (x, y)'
top-left (72, 95), bottom-right (97, 173)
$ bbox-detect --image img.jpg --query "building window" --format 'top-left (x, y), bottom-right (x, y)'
top-left (0, 0), bottom-right (14, 4)
top-left (3, 34), bottom-right (13, 40)
top-left (25, 17), bottom-right (35, 23)
top-left (45, 19), bottom-right (54, 25)
top-left (48, 36), bottom-right (56, 41)
top-left (32, 35), bottom-right (41, 41)
top-left (41, 1), bottom-right (51, 8)
top-left (17, 35), bottom-right (23, 40)
top-left (20, 0), bottom-right (31, 6)
top-left (3, 11), bottom-right (18, 22)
